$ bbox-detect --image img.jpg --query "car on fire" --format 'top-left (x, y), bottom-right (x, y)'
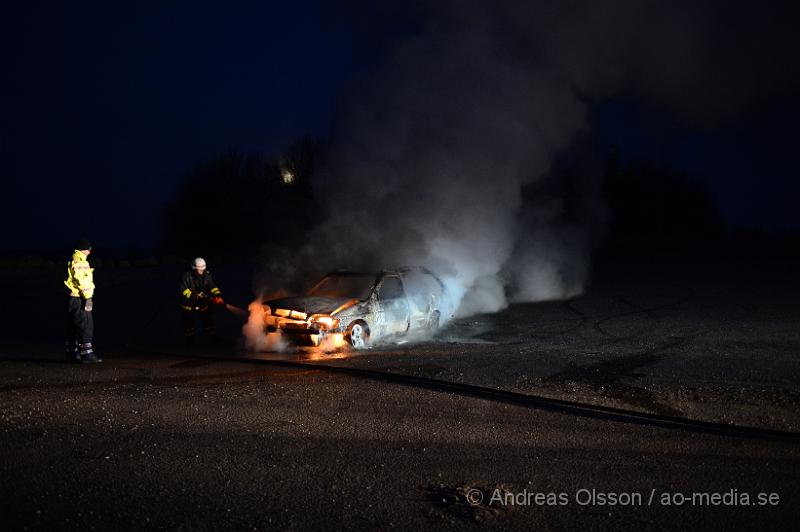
top-left (262, 268), bottom-right (445, 349)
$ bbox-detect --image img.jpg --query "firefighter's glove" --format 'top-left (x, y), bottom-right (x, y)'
top-left (84, 298), bottom-right (93, 312)
top-left (212, 296), bottom-right (224, 306)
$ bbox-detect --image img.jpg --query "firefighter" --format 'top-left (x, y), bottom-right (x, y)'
top-left (180, 257), bottom-right (225, 342)
top-left (64, 238), bottom-right (102, 363)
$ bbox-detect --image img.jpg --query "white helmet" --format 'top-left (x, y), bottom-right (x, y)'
top-left (192, 257), bottom-right (207, 270)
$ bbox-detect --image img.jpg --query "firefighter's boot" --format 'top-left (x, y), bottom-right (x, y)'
top-left (65, 340), bottom-right (81, 363)
top-left (79, 343), bottom-right (103, 363)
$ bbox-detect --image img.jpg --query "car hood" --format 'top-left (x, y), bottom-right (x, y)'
top-left (264, 296), bottom-right (357, 316)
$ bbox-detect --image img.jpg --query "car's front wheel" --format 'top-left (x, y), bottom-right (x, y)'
top-left (346, 321), bottom-right (370, 349)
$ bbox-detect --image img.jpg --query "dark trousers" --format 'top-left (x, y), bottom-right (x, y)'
top-left (66, 296), bottom-right (93, 349)
top-left (182, 307), bottom-right (215, 337)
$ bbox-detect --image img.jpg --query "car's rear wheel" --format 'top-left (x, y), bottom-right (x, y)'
top-left (346, 321), bottom-right (370, 349)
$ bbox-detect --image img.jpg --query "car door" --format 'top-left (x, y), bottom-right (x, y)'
top-left (400, 270), bottom-right (440, 331)
top-left (375, 275), bottom-right (410, 336)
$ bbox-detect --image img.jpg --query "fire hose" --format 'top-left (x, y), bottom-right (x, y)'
top-left (223, 303), bottom-right (247, 318)
top-left (126, 344), bottom-right (800, 443)
top-left (128, 293), bottom-right (800, 441)
top-left (203, 294), bottom-right (247, 319)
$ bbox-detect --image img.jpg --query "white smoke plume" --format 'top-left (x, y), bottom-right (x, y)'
top-left (242, 300), bottom-right (287, 352)
top-left (253, 0), bottom-right (799, 320)
top-left (309, 11), bottom-right (591, 318)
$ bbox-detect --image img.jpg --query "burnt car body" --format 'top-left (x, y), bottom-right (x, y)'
top-left (262, 268), bottom-right (445, 349)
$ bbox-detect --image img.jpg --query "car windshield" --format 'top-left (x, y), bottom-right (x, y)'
top-left (307, 275), bottom-right (376, 300)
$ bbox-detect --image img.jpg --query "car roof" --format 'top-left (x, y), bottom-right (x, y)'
top-left (323, 268), bottom-right (443, 287)
top-left (322, 271), bottom-right (380, 279)
top-left (325, 267), bottom-right (436, 277)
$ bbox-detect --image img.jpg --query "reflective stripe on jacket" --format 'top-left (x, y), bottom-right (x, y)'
top-left (64, 250), bottom-right (95, 298)
top-left (179, 270), bottom-right (221, 310)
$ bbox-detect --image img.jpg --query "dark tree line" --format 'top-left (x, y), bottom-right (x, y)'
top-left (602, 149), bottom-right (723, 245)
top-left (161, 137), bottom-right (723, 259)
top-left (159, 139), bottom-right (321, 256)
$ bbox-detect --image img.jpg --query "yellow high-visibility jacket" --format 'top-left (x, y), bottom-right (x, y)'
top-left (64, 250), bottom-right (95, 299)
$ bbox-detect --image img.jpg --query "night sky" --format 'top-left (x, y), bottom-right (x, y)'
top-left (4, 1), bottom-right (362, 250)
top-left (4, 1), bottom-right (799, 252)
top-left (596, 96), bottom-right (800, 232)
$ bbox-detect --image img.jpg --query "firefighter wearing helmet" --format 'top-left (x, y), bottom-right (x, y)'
top-left (64, 238), bottom-right (102, 363)
top-left (180, 257), bottom-right (225, 341)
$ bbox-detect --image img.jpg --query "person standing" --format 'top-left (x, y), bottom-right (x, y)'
top-left (64, 239), bottom-right (102, 363)
top-left (180, 257), bottom-right (224, 342)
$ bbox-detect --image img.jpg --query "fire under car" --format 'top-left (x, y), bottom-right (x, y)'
top-left (262, 268), bottom-right (445, 349)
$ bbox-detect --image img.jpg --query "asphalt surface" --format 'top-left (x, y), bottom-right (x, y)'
top-left (1, 254), bottom-right (798, 530)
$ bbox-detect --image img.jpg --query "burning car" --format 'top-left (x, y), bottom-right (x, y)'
top-left (262, 268), bottom-right (445, 349)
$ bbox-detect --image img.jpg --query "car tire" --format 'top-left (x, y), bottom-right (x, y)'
top-left (346, 321), bottom-right (370, 349)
